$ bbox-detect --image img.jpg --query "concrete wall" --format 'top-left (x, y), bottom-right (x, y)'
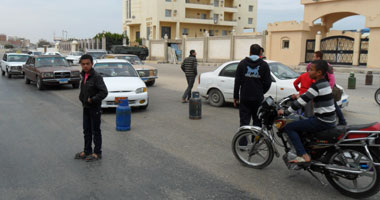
top-left (208, 37), bottom-right (231, 62)
top-left (150, 41), bottom-right (166, 60)
top-left (234, 35), bottom-right (264, 60)
top-left (185, 39), bottom-right (204, 60)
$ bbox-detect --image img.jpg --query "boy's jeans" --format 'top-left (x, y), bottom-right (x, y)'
top-left (283, 117), bottom-right (335, 156)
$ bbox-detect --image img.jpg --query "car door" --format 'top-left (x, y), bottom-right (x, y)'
top-left (217, 63), bottom-right (238, 102)
top-left (23, 57), bottom-right (31, 77)
top-left (29, 58), bottom-right (37, 81)
top-left (1, 54), bottom-right (7, 71)
top-left (264, 74), bottom-right (278, 100)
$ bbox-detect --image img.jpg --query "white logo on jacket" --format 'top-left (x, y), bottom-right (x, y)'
top-left (245, 66), bottom-right (261, 78)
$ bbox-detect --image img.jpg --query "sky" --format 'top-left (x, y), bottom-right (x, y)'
top-left (0, 0), bottom-right (366, 43)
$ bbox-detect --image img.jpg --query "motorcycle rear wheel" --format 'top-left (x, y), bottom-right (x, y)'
top-left (374, 88), bottom-right (380, 105)
top-left (232, 129), bottom-right (274, 169)
top-left (324, 148), bottom-right (380, 199)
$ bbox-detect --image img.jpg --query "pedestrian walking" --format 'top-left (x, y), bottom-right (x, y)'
top-left (181, 50), bottom-right (198, 103)
top-left (309, 51), bottom-right (347, 125)
top-left (233, 44), bottom-right (272, 127)
top-left (75, 54), bottom-right (108, 161)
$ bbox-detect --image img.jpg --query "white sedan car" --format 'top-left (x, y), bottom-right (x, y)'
top-left (93, 59), bottom-right (148, 109)
top-left (198, 60), bottom-right (349, 108)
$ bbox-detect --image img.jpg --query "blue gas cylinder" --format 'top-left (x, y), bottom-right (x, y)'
top-left (116, 100), bottom-right (131, 131)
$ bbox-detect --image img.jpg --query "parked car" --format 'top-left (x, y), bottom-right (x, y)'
top-left (1, 53), bottom-right (29, 78)
top-left (85, 50), bottom-right (107, 60)
top-left (102, 54), bottom-right (158, 86)
top-left (44, 52), bottom-right (64, 56)
top-left (110, 45), bottom-right (149, 60)
top-left (93, 59), bottom-right (148, 109)
top-left (28, 51), bottom-right (43, 56)
top-left (197, 60), bottom-right (349, 108)
top-left (66, 51), bottom-right (84, 65)
top-left (23, 55), bottom-right (81, 90)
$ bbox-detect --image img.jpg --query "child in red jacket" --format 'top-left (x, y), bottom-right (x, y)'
top-left (293, 71), bottom-right (315, 117)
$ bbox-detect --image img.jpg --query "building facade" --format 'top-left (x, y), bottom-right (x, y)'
top-left (266, 0), bottom-right (380, 68)
top-left (122, 0), bottom-right (258, 42)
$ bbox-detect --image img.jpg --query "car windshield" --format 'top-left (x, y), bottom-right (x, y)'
top-left (94, 63), bottom-right (138, 77)
top-left (36, 57), bottom-right (69, 67)
top-left (87, 52), bottom-right (107, 59)
top-left (70, 52), bottom-right (83, 56)
top-left (8, 55), bottom-right (29, 62)
top-left (117, 56), bottom-right (143, 65)
top-left (269, 62), bottom-right (300, 80)
top-left (31, 52), bottom-right (42, 56)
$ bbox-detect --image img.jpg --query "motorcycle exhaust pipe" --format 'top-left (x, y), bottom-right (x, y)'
top-left (313, 163), bottom-right (363, 174)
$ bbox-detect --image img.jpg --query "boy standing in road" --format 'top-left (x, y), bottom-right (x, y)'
top-left (234, 44), bottom-right (272, 127)
top-left (181, 50), bottom-right (198, 103)
top-left (75, 54), bottom-right (108, 162)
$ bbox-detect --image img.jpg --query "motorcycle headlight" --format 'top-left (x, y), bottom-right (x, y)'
top-left (42, 72), bottom-right (54, 78)
top-left (71, 71), bottom-right (80, 77)
top-left (135, 87), bottom-right (147, 94)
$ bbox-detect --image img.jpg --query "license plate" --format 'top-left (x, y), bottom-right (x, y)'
top-left (115, 97), bottom-right (128, 104)
top-left (59, 78), bottom-right (69, 84)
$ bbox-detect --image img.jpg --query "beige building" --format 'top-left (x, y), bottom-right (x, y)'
top-left (122, 0), bottom-right (258, 42)
top-left (266, 0), bottom-right (380, 68)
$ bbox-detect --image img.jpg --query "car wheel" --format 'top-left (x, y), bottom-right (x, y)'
top-left (24, 75), bottom-right (30, 84)
top-left (72, 83), bottom-right (80, 89)
top-left (146, 80), bottom-right (155, 86)
top-left (36, 76), bottom-right (44, 90)
top-left (208, 89), bottom-right (225, 107)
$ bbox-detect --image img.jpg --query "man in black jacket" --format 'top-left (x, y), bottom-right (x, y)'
top-left (75, 54), bottom-right (108, 161)
top-left (181, 50), bottom-right (197, 103)
top-left (234, 44), bottom-right (272, 127)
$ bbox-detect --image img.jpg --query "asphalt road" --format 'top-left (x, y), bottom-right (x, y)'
top-left (1, 63), bottom-right (380, 200)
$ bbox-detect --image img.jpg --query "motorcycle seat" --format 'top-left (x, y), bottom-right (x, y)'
top-left (311, 126), bottom-right (346, 141)
top-left (347, 122), bottom-right (377, 131)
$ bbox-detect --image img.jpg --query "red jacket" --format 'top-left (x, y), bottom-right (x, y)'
top-left (293, 72), bottom-right (315, 95)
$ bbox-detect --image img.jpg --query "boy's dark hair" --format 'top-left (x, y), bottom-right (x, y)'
top-left (314, 51), bottom-right (323, 59)
top-left (250, 44), bottom-right (262, 56)
top-left (260, 47), bottom-right (265, 53)
top-left (190, 50), bottom-right (196, 55)
top-left (312, 60), bottom-right (330, 81)
top-left (79, 54), bottom-right (93, 64)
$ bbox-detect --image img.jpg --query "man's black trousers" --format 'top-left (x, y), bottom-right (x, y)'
top-left (239, 100), bottom-right (262, 127)
top-left (83, 107), bottom-right (102, 155)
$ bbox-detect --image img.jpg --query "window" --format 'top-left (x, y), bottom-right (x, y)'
top-left (183, 28), bottom-right (189, 35)
top-left (282, 40), bottom-right (290, 49)
top-left (209, 30), bottom-right (215, 36)
top-left (147, 27), bottom-right (151, 39)
top-left (214, 0), bottom-right (219, 7)
top-left (249, 5), bottom-right (254, 12)
top-left (166, 0), bottom-right (171, 2)
top-left (165, 9), bottom-right (172, 17)
top-left (201, 13), bottom-right (207, 19)
top-left (219, 63), bottom-right (238, 77)
top-left (248, 18), bottom-right (253, 24)
top-left (127, 0), bottom-right (132, 19)
top-left (222, 30), bottom-right (228, 36)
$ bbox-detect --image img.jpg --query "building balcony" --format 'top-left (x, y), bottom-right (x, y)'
top-left (185, 2), bottom-right (214, 10)
top-left (219, 19), bottom-right (238, 26)
top-left (183, 17), bottom-right (214, 25)
top-left (222, 6), bottom-right (238, 13)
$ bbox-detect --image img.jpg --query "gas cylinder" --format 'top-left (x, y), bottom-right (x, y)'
top-left (116, 99), bottom-right (131, 131)
top-left (348, 72), bottom-right (356, 89)
top-left (189, 91), bottom-right (202, 119)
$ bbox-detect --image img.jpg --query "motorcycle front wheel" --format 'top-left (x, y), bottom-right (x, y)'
top-left (324, 148), bottom-right (380, 199)
top-left (374, 88), bottom-right (380, 105)
top-left (232, 129), bottom-right (274, 169)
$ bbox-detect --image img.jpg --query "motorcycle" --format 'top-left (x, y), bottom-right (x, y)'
top-left (375, 88), bottom-right (380, 105)
top-left (232, 96), bottom-right (380, 198)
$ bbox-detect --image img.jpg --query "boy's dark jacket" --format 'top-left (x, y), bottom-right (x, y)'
top-left (234, 56), bottom-right (272, 101)
top-left (79, 68), bottom-right (108, 108)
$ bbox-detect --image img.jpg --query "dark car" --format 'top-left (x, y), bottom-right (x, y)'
top-left (110, 45), bottom-right (149, 60)
top-left (23, 55), bottom-right (81, 90)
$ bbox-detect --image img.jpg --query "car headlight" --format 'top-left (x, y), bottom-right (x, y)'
top-left (150, 69), bottom-right (158, 76)
top-left (42, 72), bottom-right (54, 78)
top-left (135, 87), bottom-right (147, 94)
top-left (138, 71), bottom-right (146, 77)
top-left (71, 71), bottom-right (80, 77)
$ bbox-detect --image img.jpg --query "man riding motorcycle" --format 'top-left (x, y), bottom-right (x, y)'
top-left (278, 60), bottom-right (336, 164)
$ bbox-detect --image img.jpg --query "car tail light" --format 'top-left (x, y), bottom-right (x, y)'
top-left (198, 74), bottom-right (201, 84)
